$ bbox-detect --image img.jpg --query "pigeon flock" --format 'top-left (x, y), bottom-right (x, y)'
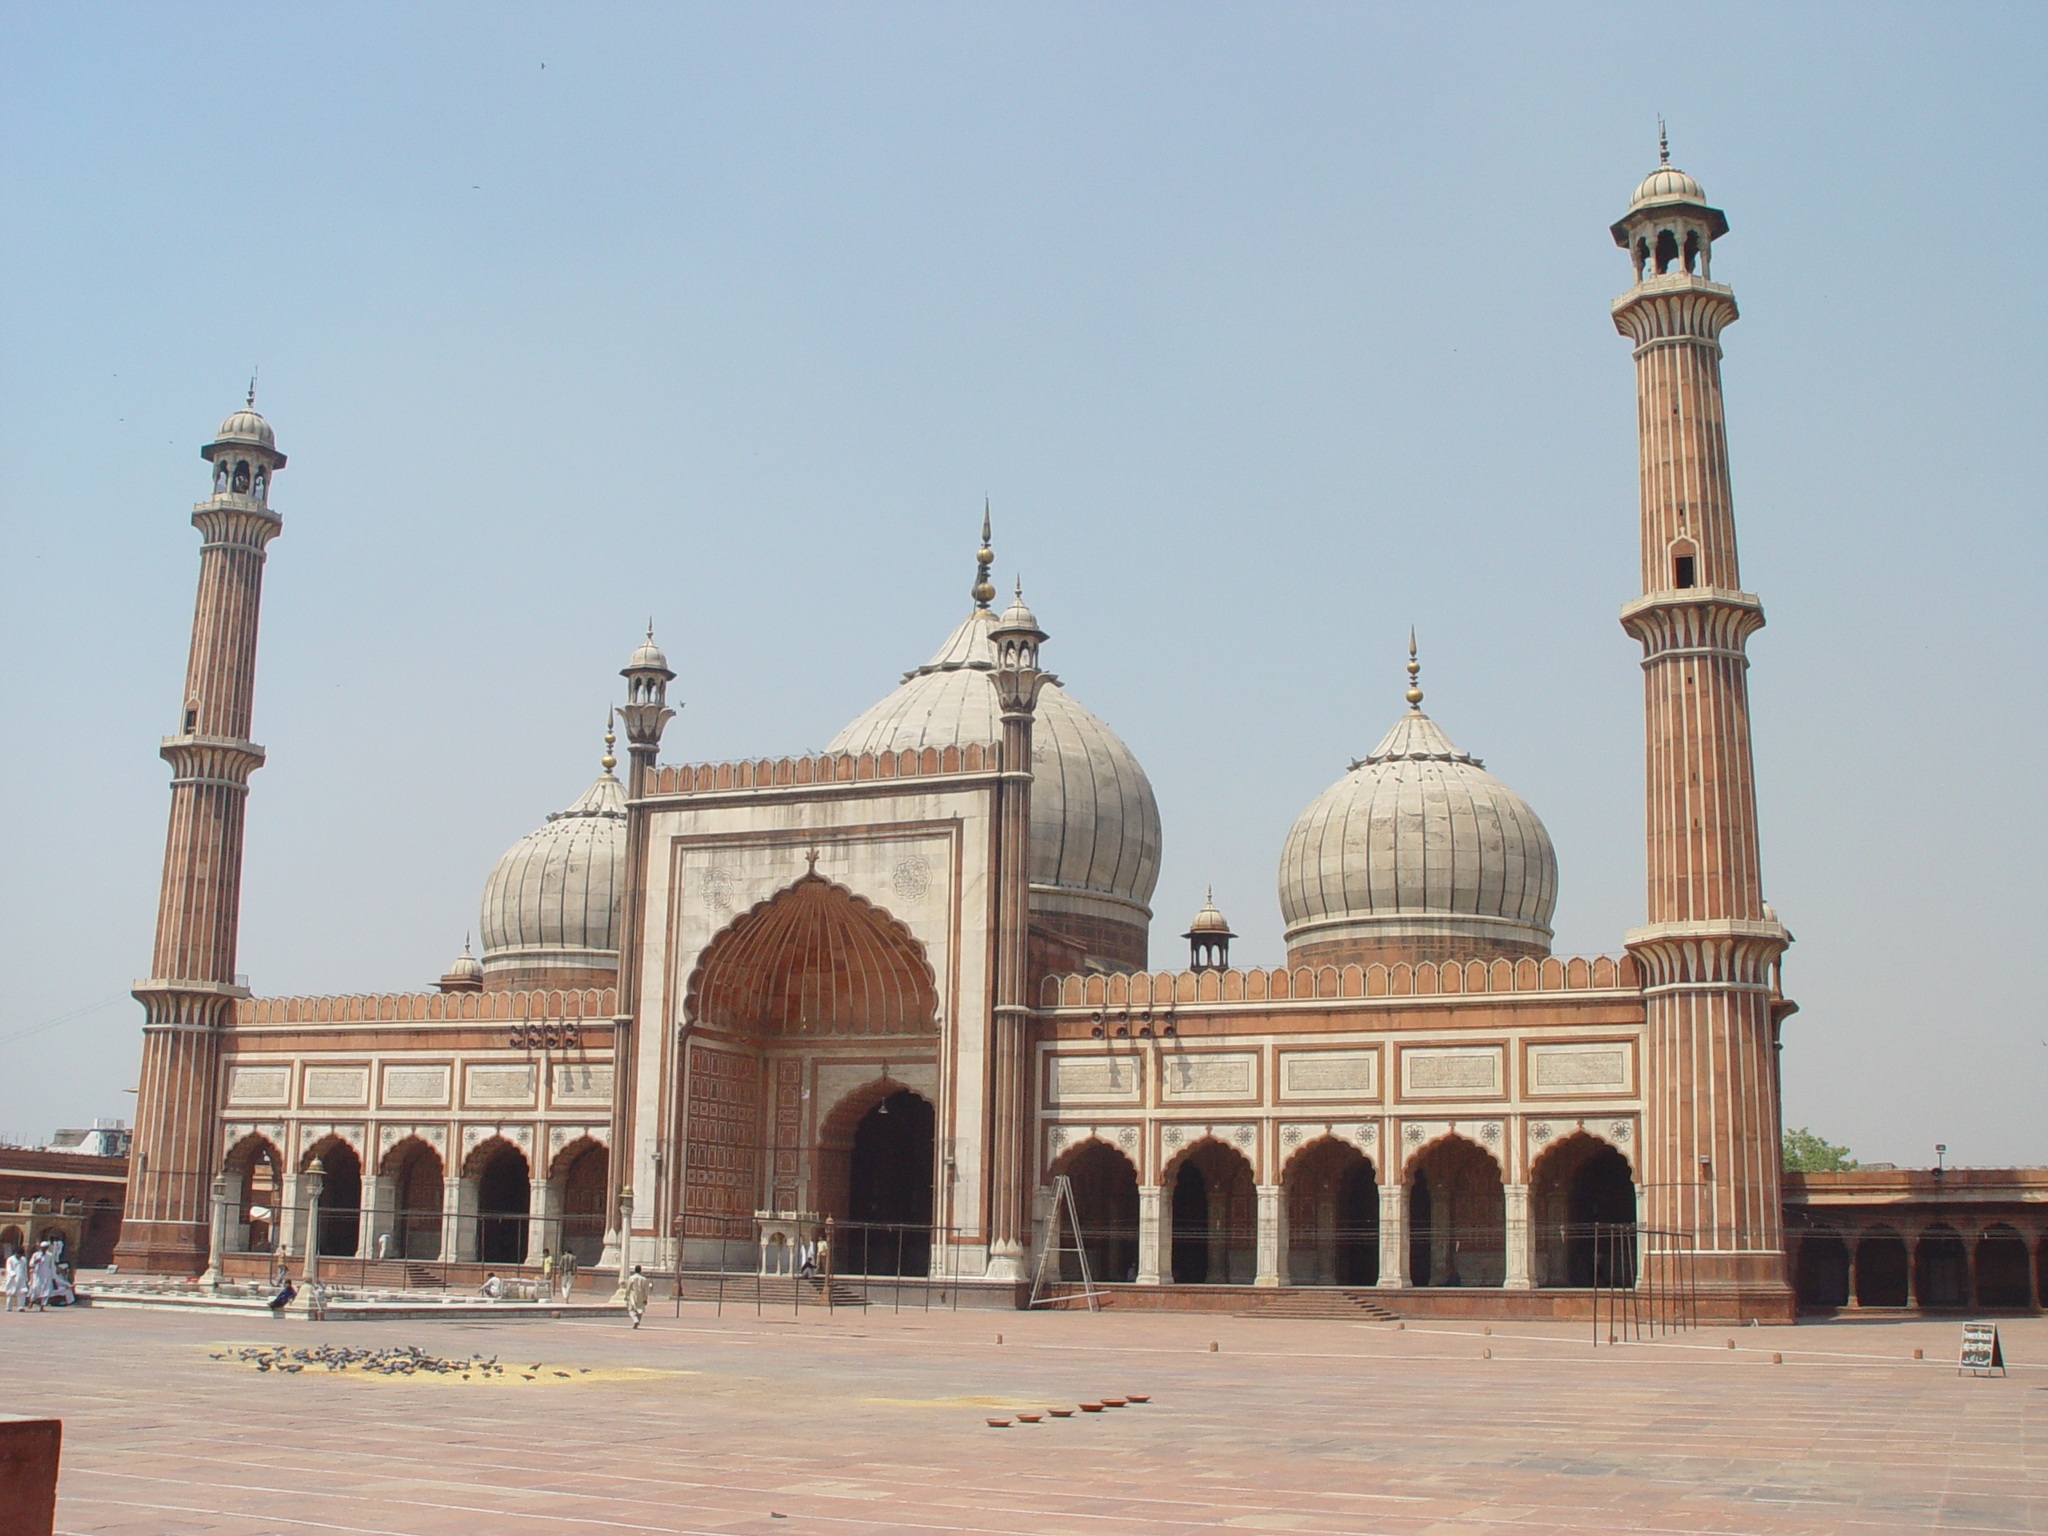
top-left (212, 1344), bottom-right (591, 1382)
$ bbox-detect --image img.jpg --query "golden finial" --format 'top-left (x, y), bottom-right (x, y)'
top-left (601, 712), bottom-right (617, 774)
top-left (972, 500), bottom-right (996, 608)
top-left (246, 367), bottom-right (258, 409)
top-left (1405, 628), bottom-right (1424, 709)
top-left (1658, 117), bottom-right (1670, 166)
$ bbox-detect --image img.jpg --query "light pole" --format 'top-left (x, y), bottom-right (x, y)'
top-left (303, 1157), bottom-right (326, 1286)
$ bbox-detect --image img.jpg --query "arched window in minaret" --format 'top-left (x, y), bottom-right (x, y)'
top-left (1654, 229), bottom-right (1679, 274)
top-left (1634, 238), bottom-right (1649, 282)
top-left (253, 466), bottom-right (267, 502)
top-left (1670, 537), bottom-right (1699, 590)
top-left (231, 459), bottom-right (251, 493)
top-left (1683, 230), bottom-right (1701, 275)
top-left (213, 459), bottom-right (229, 493)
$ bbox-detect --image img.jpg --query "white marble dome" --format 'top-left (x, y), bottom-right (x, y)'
top-left (213, 407), bottom-right (276, 449)
top-left (1278, 703), bottom-right (1557, 963)
top-left (478, 768), bottom-right (627, 982)
top-left (1629, 163), bottom-right (1706, 210)
top-left (828, 604), bottom-right (1161, 959)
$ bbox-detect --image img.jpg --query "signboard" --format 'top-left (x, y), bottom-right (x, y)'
top-left (1959, 1321), bottom-right (2006, 1377)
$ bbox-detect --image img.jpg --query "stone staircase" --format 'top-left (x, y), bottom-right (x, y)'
top-left (673, 1273), bottom-right (869, 1309)
top-left (1233, 1288), bottom-right (1405, 1322)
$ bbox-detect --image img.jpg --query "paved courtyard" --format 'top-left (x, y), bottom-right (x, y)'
top-left (9, 1299), bottom-right (2045, 1535)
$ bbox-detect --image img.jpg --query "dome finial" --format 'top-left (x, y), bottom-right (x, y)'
top-left (601, 712), bottom-right (617, 774)
top-left (1405, 628), bottom-right (1424, 710)
top-left (246, 367), bottom-right (258, 409)
top-left (972, 501), bottom-right (997, 609)
top-left (1657, 116), bottom-right (1669, 166)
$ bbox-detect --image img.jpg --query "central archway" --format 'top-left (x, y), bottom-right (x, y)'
top-left (1167, 1140), bottom-right (1255, 1284)
top-left (1406, 1135), bottom-right (1505, 1287)
top-left (837, 1089), bottom-right (934, 1276)
top-left (305, 1137), bottom-right (363, 1259)
top-left (1282, 1138), bottom-right (1378, 1286)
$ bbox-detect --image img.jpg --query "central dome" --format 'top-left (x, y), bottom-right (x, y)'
top-left (478, 763), bottom-right (627, 991)
top-left (828, 599), bottom-right (1160, 971)
top-left (1277, 671), bottom-right (1557, 968)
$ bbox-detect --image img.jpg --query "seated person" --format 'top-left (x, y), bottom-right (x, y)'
top-left (267, 1272), bottom-right (297, 1313)
top-left (478, 1272), bottom-right (505, 1300)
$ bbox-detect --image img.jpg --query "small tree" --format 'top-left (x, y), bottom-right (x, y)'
top-left (1782, 1126), bottom-right (1858, 1172)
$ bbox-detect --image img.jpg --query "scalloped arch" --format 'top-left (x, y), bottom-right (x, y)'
top-left (686, 873), bottom-right (938, 1038)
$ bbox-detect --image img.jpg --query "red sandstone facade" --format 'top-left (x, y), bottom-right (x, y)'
top-left (112, 152), bottom-right (2028, 1321)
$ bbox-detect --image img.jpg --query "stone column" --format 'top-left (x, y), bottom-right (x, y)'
top-left (1136, 1184), bottom-right (1164, 1285)
top-left (278, 1171), bottom-right (309, 1265)
top-left (1905, 1235), bottom-right (1919, 1309)
top-left (1503, 1182), bottom-right (1533, 1290)
top-left (220, 1169), bottom-right (249, 1260)
top-left (529, 1177), bottom-right (564, 1267)
top-left (201, 1174), bottom-right (232, 1289)
top-left (1845, 1234), bottom-right (1861, 1308)
top-left (1377, 1183), bottom-right (1408, 1289)
top-left (1254, 1185), bottom-right (1281, 1288)
top-left (445, 1176), bottom-right (480, 1264)
top-left (358, 1175), bottom-right (395, 1261)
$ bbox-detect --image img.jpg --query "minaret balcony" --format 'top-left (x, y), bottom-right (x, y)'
top-left (1620, 586), bottom-right (1765, 660)
top-left (159, 733), bottom-right (266, 786)
top-left (1611, 276), bottom-right (1738, 346)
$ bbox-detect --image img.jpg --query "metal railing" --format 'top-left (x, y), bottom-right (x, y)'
top-left (1592, 1224), bottom-right (1698, 1343)
top-left (669, 1215), bottom-right (969, 1318)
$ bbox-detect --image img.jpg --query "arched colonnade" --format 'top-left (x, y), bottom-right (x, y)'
top-left (1042, 1127), bottom-right (1638, 1288)
top-left (213, 1130), bottom-right (609, 1268)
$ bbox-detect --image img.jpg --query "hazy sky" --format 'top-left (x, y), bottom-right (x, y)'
top-left (2, 5), bottom-right (2042, 1166)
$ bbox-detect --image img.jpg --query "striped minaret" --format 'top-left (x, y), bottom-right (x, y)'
top-left (115, 395), bottom-right (285, 1275)
top-left (1611, 138), bottom-right (1796, 1319)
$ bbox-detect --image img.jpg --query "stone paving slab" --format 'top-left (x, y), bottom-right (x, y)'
top-left (2, 1301), bottom-right (2041, 1534)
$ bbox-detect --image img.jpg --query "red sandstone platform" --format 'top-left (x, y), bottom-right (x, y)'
top-left (7, 1300), bottom-right (2042, 1534)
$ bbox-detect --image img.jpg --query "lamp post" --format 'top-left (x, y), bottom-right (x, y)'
top-left (201, 1174), bottom-right (231, 1290)
top-left (1934, 1144), bottom-right (1947, 1182)
top-left (303, 1157), bottom-right (326, 1286)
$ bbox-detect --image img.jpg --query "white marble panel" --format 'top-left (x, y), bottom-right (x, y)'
top-left (225, 1066), bottom-right (289, 1106)
top-left (1401, 1046), bottom-right (1504, 1099)
top-left (1278, 1049), bottom-right (1378, 1101)
top-left (302, 1066), bottom-right (369, 1106)
top-left (382, 1065), bottom-right (451, 1107)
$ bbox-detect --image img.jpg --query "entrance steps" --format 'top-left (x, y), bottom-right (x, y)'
top-left (1233, 1288), bottom-right (1405, 1322)
top-left (673, 1273), bottom-right (868, 1309)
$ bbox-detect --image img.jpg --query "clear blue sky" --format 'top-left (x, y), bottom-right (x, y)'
top-left (2, 4), bottom-right (2042, 1166)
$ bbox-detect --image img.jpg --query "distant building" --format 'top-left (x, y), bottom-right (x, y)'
top-left (109, 148), bottom-right (2042, 1319)
top-left (46, 1119), bottom-right (132, 1159)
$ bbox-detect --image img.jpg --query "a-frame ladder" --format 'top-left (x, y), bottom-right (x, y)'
top-left (1027, 1174), bottom-right (1099, 1311)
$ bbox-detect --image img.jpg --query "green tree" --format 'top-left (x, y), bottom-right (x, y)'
top-left (1782, 1126), bottom-right (1858, 1172)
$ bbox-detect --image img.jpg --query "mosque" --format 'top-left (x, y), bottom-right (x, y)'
top-left (107, 150), bottom-right (2047, 1321)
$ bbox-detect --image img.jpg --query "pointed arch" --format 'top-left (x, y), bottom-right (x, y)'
top-left (1280, 1136), bottom-right (1379, 1286)
top-left (1528, 1131), bottom-right (1636, 1288)
top-left (1403, 1133), bottom-right (1505, 1287)
top-left (1163, 1137), bottom-right (1255, 1285)
top-left (685, 872), bottom-right (938, 1038)
top-left (1046, 1138), bottom-right (1140, 1283)
top-left (301, 1133), bottom-right (364, 1259)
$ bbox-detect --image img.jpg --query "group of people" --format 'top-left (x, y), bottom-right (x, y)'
top-left (473, 1254), bottom-right (652, 1328)
top-left (3, 1238), bottom-right (77, 1311)
top-left (537, 1245), bottom-right (581, 1299)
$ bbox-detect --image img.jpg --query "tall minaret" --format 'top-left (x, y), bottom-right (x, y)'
top-left (1611, 136), bottom-right (1795, 1318)
top-left (986, 578), bottom-right (1049, 1279)
top-left (115, 394), bottom-right (285, 1275)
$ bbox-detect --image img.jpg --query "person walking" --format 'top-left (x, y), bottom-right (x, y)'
top-left (27, 1242), bottom-right (53, 1312)
top-left (3, 1248), bottom-right (26, 1313)
top-left (557, 1247), bottom-right (578, 1300)
top-left (539, 1246), bottom-right (556, 1299)
top-left (623, 1264), bottom-right (650, 1329)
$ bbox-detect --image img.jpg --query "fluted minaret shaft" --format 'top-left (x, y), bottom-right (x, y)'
top-left (119, 409), bottom-right (284, 1275)
top-left (1612, 165), bottom-right (1793, 1317)
top-left (985, 591), bottom-right (1048, 1279)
